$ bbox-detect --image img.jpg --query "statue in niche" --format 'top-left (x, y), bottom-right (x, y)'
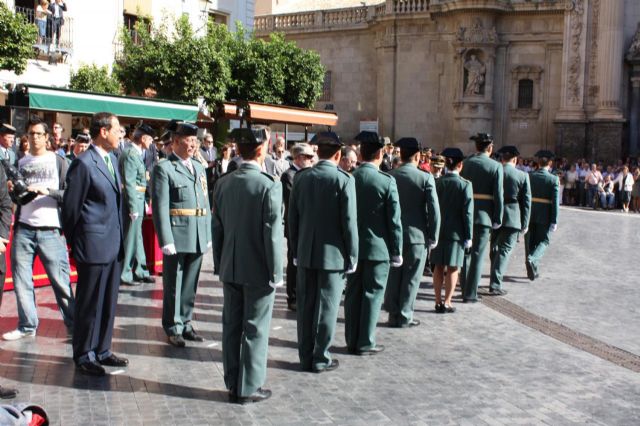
top-left (464, 54), bottom-right (486, 96)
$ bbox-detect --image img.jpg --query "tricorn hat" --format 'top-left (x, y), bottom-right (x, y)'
top-left (310, 131), bottom-right (343, 147)
top-left (354, 131), bottom-right (383, 148)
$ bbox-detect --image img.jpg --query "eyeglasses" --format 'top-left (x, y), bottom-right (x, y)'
top-left (28, 131), bottom-right (46, 137)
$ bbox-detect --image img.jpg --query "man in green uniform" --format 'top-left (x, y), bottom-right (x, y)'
top-left (525, 150), bottom-right (559, 281)
top-left (344, 131), bottom-right (402, 355)
top-left (119, 123), bottom-right (156, 286)
top-left (151, 122), bottom-right (211, 347)
top-left (460, 133), bottom-right (504, 302)
top-left (488, 146), bottom-right (531, 295)
top-left (212, 128), bottom-right (283, 405)
top-left (289, 131), bottom-right (358, 373)
top-left (385, 137), bottom-right (440, 327)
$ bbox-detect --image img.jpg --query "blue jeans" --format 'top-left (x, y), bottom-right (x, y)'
top-left (11, 226), bottom-right (74, 332)
top-left (588, 184), bottom-right (599, 208)
top-left (600, 193), bottom-right (615, 209)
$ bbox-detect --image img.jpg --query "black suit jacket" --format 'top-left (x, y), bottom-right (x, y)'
top-left (0, 166), bottom-right (12, 274)
top-left (62, 145), bottom-right (123, 264)
top-left (48, 1), bottom-right (67, 23)
top-left (280, 165), bottom-right (298, 238)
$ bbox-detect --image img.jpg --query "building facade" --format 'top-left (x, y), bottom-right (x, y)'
top-left (255, 0), bottom-right (640, 161)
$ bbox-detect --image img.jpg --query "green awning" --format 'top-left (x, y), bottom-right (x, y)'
top-left (23, 85), bottom-right (198, 121)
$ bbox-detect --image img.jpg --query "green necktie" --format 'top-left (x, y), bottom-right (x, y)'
top-left (104, 155), bottom-right (115, 180)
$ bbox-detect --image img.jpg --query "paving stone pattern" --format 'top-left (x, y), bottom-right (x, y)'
top-left (0, 207), bottom-right (639, 425)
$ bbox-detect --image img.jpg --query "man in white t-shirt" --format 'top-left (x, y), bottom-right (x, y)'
top-left (2, 118), bottom-right (75, 341)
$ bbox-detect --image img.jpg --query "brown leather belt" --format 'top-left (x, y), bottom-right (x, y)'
top-left (531, 197), bottom-right (552, 204)
top-left (473, 194), bottom-right (493, 201)
top-left (169, 208), bottom-right (207, 216)
top-left (136, 186), bottom-right (147, 193)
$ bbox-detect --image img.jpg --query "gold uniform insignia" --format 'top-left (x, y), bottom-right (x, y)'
top-left (200, 174), bottom-right (208, 195)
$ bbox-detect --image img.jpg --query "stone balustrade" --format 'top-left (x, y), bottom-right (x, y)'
top-left (393, 0), bottom-right (429, 14)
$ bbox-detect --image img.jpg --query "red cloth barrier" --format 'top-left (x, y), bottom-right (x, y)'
top-left (3, 216), bottom-right (163, 290)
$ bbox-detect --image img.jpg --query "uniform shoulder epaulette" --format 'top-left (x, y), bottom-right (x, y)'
top-left (460, 176), bottom-right (471, 184)
top-left (337, 168), bottom-right (351, 178)
top-left (260, 171), bottom-right (276, 181)
top-left (377, 169), bottom-right (392, 179)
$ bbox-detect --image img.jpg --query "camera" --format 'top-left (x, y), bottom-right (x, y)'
top-left (1, 160), bottom-right (38, 205)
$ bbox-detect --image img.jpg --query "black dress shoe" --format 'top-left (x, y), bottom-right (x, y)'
top-left (400, 319), bottom-right (420, 328)
top-left (236, 388), bottom-right (272, 404)
top-left (228, 390), bottom-right (238, 403)
top-left (99, 354), bottom-right (129, 367)
top-left (525, 261), bottom-right (535, 281)
top-left (347, 347), bottom-right (358, 355)
top-left (488, 288), bottom-right (508, 296)
top-left (313, 359), bottom-right (339, 373)
top-left (287, 302), bottom-right (297, 312)
top-left (444, 305), bottom-right (456, 313)
top-left (183, 329), bottom-right (204, 342)
top-left (435, 303), bottom-right (445, 314)
top-left (138, 276), bottom-right (156, 284)
top-left (357, 345), bottom-right (385, 356)
top-left (76, 361), bottom-right (106, 377)
top-left (0, 385), bottom-right (18, 399)
top-left (121, 280), bottom-right (141, 286)
top-left (168, 335), bottom-right (186, 347)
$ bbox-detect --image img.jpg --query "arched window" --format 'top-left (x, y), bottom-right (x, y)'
top-left (518, 79), bottom-right (534, 109)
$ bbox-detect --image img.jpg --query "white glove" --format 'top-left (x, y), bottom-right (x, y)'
top-left (206, 241), bottom-right (212, 250)
top-left (390, 255), bottom-right (403, 268)
top-left (293, 258), bottom-right (298, 266)
top-left (428, 240), bottom-right (438, 250)
top-left (269, 280), bottom-right (284, 288)
top-left (464, 239), bottom-right (473, 249)
top-left (521, 228), bottom-right (528, 235)
top-left (161, 243), bottom-right (177, 255)
top-left (346, 263), bottom-right (358, 274)
top-left (492, 222), bottom-right (502, 230)
top-left (550, 223), bottom-right (558, 233)
top-left (129, 212), bottom-right (139, 221)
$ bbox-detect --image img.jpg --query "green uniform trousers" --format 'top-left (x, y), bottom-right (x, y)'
top-left (296, 268), bottom-right (345, 371)
top-left (525, 223), bottom-right (551, 276)
top-left (162, 252), bottom-right (203, 337)
top-left (121, 204), bottom-right (150, 283)
top-left (385, 244), bottom-right (427, 326)
top-left (461, 225), bottom-right (491, 301)
top-left (222, 282), bottom-right (275, 397)
top-left (344, 260), bottom-right (390, 351)
top-left (489, 228), bottom-right (519, 290)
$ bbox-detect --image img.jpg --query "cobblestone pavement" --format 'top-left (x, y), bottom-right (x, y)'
top-left (0, 207), bottom-right (639, 425)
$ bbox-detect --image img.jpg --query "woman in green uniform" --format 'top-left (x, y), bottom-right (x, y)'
top-left (431, 148), bottom-right (474, 313)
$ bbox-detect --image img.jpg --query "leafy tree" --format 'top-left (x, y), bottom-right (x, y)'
top-left (114, 15), bottom-right (229, 107)
top-left (69, 64), bottom-right (121, 94)
top-left (0, 3), bottom-right (38, 74)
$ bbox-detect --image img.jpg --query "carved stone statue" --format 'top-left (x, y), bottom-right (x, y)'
top-left (464, 54), bottom-right (486, 96)
top-left (628, 23), bottom-right (640, 59)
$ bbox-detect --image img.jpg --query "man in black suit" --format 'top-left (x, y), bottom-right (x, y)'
top-left (0, 165), bottom-right (18, 398)
top-left (62, 112), bottom-right (128, 376)
top-left (47, 0), bottom-right (67, 46)
top-left (280, 143), bottom-right (314, 311)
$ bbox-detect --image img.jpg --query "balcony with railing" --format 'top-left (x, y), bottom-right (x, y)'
top-left (14, 6), bottom-right (74, 62)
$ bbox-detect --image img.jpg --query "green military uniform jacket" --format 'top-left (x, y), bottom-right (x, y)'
top-left (436, 172), bottom-right (474, 242)
top-left (212, 162), bottom-right (283, 285)
top-left (461, 153), bottom-right (504, 227)
top-left (352, 163), bottom-right (402, 260)
top-left (502, 163), bottom-right (531, 231)
top-left (529, 168), bottom-right (560, 225)
top-left (119, 144), bottom-right (147, 215)
top-left (289, 160), bottom-right (358, 270)
top-left (151, 153), bottom-right (211, 254)
top-left (389, 163), bottom-right (440, 245)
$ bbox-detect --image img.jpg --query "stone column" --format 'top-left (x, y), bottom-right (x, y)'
top-left (629, 76), bottom-right (640, 157)
top-left (594, 0), bottom-right (625, 120)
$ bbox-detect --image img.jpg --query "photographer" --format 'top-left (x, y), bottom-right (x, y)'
top-left (2, 117), bottom-right (75, 341)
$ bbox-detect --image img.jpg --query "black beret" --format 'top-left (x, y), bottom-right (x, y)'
top-left (470, 133), bottom-right (494, 147)
top-left (175, 122), bottom-right (198, 137)
top-left (497, 145), bottom-right (520, 157)
top-left (310, 131), bottom-right (343, 147)
top-left (354, 131), bottom-right (383, 148)
top-left (229, 128), bottom-right (260, 145)
top-left (136, 123), bottom-right (155, 137)
top-left (394, 137), bottom-right (421, 150)
top-left (0, 123), bottom-right (16, 135)
top-left (441, 147), bottom-right (465, 160)
top-left (535, 150), bottom-right (555, 160)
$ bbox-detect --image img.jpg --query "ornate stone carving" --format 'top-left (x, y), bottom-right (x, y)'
top-left (464, 54), bottom-right (486, 96)
top-left (375, 24), bottom-right (396, 48)
top-left (627, 23), bottom-right (640, 59)
top-left (566, 0), bottom-right (584, 104)
top-left (456, 18), bottom-right (498, 45)
top-left (587, 0), bottom-right (600, 106)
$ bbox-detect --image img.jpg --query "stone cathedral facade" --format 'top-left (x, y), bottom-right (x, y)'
top-left (255, 0), bottom-right (640, 161)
